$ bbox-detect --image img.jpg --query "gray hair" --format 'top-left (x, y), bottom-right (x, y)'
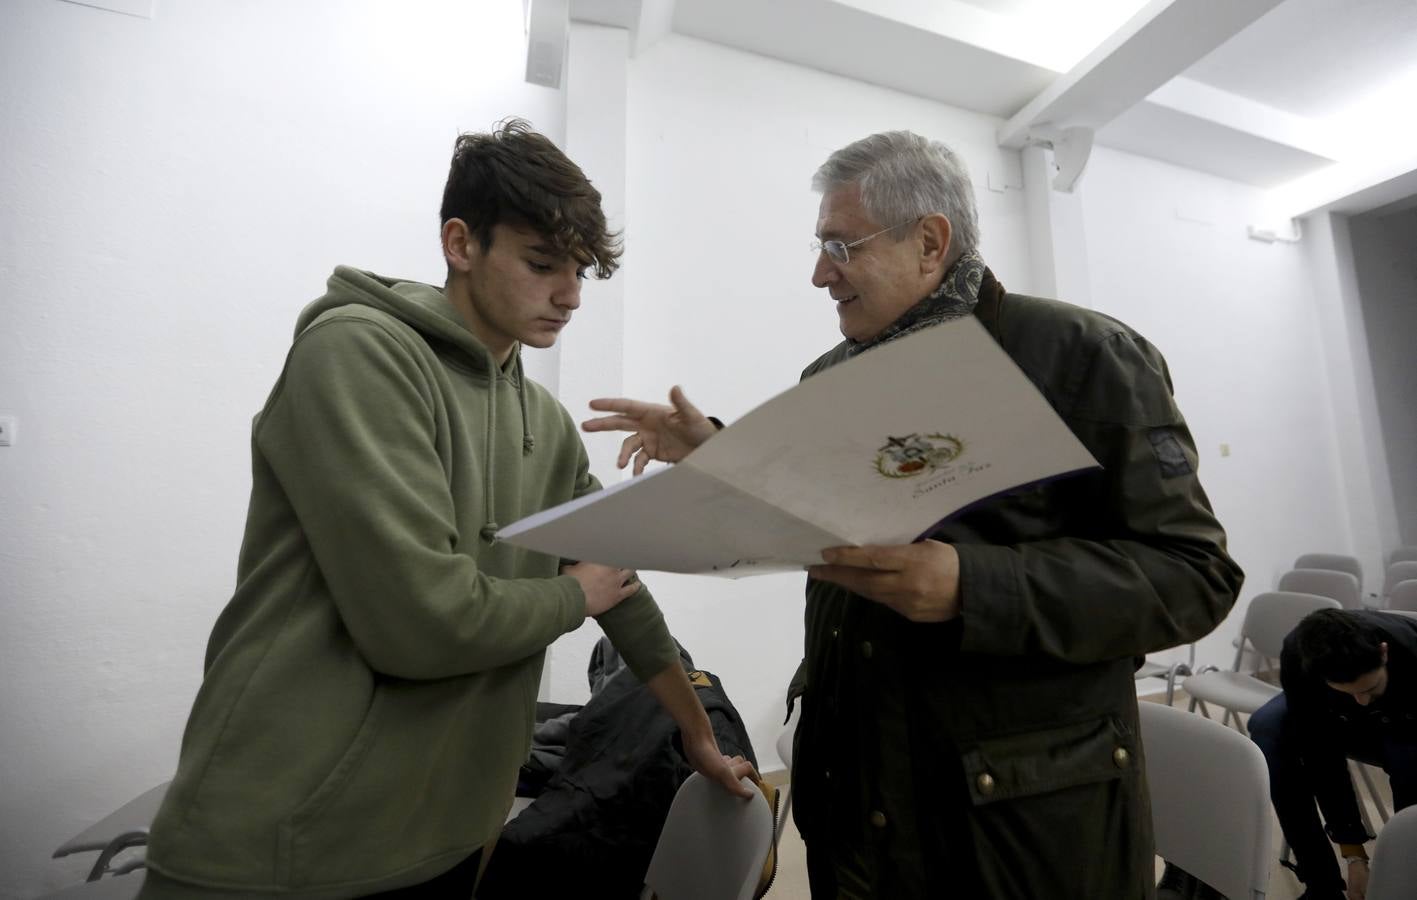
top-left (811, 130), bottom-right (979, 256)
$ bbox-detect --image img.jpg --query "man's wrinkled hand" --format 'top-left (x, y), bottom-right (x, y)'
top-left (582, 386), bottom-right (717, 474)
top-left (807, 540), bottom-right (961, 622)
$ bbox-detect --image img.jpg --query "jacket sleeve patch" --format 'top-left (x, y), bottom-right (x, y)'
top-left (1147, 427), bottom-right (1193, 478)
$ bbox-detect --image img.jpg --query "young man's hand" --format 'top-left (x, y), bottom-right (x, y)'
top-left (562, 561), bottom-right (639, 618)
top-left (582, 386), bottom-right (716, 474)
top-left (682, 731), bottom-right (758, 799)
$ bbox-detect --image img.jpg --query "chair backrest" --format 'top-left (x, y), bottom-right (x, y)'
top-left (1388, 546), bottom-right (1417, 567)
top-left (1367, 804), bottom-right (1417, 900)
top-left (1294, 553), bottom-right (1362, 586)
top-left (641, 774), bottom-right (773, 900)
top-left (1384, 562), bottom-right (1417, 597)
top-left (1277, 568), bottom-right (1362, 610)
top-left (1140, 701), bottom-right (1272, 900)
top-left (36, 872), bottom-right (144, 899)
top-left (1389, 581), bottom-right (1417, 614)
top-left (777, 704), bottom-right (799, 769)
top-left (1242, 591), bottom-right (1341, 662)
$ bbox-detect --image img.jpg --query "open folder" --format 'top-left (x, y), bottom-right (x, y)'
top-left (498, 316), bottom-right (1100, 577)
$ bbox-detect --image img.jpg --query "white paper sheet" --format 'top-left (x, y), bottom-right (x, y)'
top-left (498, 317), bottom-right (1099, 576)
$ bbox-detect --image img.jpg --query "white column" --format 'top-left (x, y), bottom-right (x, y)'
top-left (1303, 212), bottom-right (1401, 596)
top-left (1021, 145), bottom-right (1093, 306)
top-left (546, 21), bottom-right (632, 703)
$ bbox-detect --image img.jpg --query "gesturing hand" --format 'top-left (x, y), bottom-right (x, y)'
top-left (681, 731), bottom-right (758, 800)
top-left (582, 386), bottom-right (717, 475)
top-left (561, 561), bottom-right (640, 618)
top-left (807, 540), bottom-right (961, 623)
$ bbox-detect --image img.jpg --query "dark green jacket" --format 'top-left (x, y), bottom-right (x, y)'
top-left (791, 271), bottom-right (1242, 899)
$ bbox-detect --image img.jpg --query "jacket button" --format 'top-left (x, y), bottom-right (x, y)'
top-left (861, 641), bottom-right (874, 659)
top-left (830, 627), bottom-right (840, 639)
top-left (869, 810), bottom-right (887, 828)
top-left (1113, 747), bottom-right (1130, 768)
top-left (976, 773), bottom-right (995, 796)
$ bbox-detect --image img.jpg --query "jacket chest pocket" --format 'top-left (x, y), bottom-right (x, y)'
top-left (958, 715), bottom-right (1148, 900)
top-left (963, 714), bottom-right (1134, 803)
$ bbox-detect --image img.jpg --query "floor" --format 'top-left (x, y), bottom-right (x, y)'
top-left (762, 689), bottom-right (1395, 899)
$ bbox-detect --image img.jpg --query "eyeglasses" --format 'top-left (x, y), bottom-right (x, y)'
top-left (811, 219), bottom-right (918, 264)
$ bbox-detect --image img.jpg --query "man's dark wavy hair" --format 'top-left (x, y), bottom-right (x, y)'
top-left (1294, 609), bottom-right (1385, 683)
top-left (439, 118), bottom-right (621, 278)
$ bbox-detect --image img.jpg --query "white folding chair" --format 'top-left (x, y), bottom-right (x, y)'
top-left (34, 873), bottom-right (144, 899)
top-left (640, 773), bottom-right (774, 900)
top-left (1278, 568), bottom-right (1363, 610)
top-left (1184, 592), bottom-right (1340, 733)
top-left (774, 703), bottom-right (800, 846)
top-left (1140, 701), bottom-right (1272, 900)
top-left (1387, 546), bottom-right (1417, 567)
top-left (1388, 581), bottom-right (1417, 613)
top-left (1294, 553), bottom-right (1363, 587)
top-left (1367, 805), bottom-right (1417, 900)
top-left (1383, 562), bottom-right (1417, 606)
top-left (1197, 592), bottom-right (1388, 831)
top-left (51, 782), bottom-right (169, 882)
top-left (1135, 644), bottom-right (1195, 707)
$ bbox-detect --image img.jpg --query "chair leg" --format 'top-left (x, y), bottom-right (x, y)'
top-left (85, 831), bottom-right (148, 882)
top-left (775, 789), bottom-right (793, 849)
top-left (1352, 761), bottom-right (1390, 825)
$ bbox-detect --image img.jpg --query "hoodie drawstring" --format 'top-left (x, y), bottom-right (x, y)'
top-left (479, 367), bottom-right (500, 544)
top-left (479, 352), bottom-right (536, 544)
top-left (516, 354), bottom-right (535, 455)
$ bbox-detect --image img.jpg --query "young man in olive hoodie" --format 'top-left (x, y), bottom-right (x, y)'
top-left (141, 120), bottom-right (754, 899)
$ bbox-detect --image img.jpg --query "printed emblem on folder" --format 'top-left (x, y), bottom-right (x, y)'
top-left (874, 433), bottom-right (964, 479)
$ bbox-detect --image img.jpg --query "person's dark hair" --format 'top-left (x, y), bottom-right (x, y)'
top-left (1293, 609), bottom-right (1385, 683)
top-left (440, 118), bottom-right (621, 278)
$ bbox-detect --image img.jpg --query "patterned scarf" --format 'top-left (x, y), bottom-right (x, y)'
top-left (846, 248), bottom-right (986, 356)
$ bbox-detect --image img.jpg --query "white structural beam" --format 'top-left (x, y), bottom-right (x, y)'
top-left (997, 0), bottom-right (1286, 149)
top-left (1266, 152), bottom-right (1417, 221)
top-left (1146, 77), bottom-right (1345, 162)
top-left (569, 0), bottom-right (675, 56)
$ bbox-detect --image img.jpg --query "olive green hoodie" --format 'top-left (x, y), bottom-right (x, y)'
top-left (143, 267), bottom-right (680, 897)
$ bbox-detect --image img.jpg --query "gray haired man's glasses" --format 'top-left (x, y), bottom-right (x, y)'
top-left (811, 219), bottom-right (918, 265)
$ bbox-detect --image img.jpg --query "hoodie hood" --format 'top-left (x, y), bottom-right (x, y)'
top-left (300, 265), bottom-right (505, 375)
top-left (301, 266), bottom-right (537, 542)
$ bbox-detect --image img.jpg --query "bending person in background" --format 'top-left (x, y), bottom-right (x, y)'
top-left (584, 129), bottom-right (1242, 899)
top-left (1248, 609), bottom-right (1417, 900)
top-left (141, 119), bottom-right (752, 900)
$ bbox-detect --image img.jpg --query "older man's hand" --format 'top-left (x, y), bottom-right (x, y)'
top-left (582, 386), bottom-right (716, 474)
top-left (807, 540), bottom-right (961, 622)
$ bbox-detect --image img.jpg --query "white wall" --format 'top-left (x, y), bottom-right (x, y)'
top-left (1349, 208), bottom-right (1417, 549)
top-left (0, 1), bottom-right (562, 895)
top-left (1078, 146), bottom-right (1355, 664)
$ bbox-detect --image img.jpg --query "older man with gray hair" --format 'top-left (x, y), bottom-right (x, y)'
top-left (586, 129), bottom-right (1242, 898)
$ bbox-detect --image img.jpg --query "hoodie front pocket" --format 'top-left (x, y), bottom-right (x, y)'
top-left (279, 686), bottom-right (386, 884)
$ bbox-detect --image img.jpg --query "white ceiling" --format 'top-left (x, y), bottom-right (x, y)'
top-left (566, 0), bottom-right (1417, 209)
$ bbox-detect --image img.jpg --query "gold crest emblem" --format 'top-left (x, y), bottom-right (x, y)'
top-left (874, 433), bottom-right (965, 478)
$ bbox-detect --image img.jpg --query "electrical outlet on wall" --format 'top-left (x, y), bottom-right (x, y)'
top-left (0, 416), bottom-right (16, 447)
